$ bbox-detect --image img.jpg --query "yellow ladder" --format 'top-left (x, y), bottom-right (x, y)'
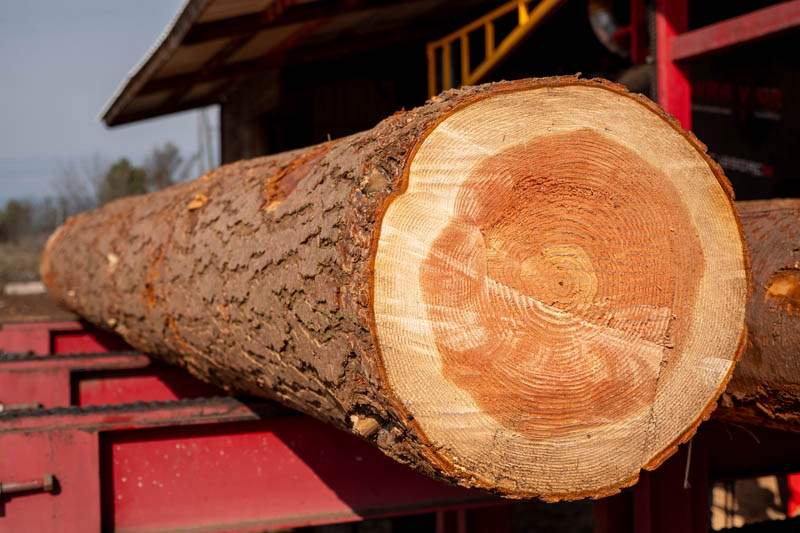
top-left (427, 0), bottom-right (567, 97)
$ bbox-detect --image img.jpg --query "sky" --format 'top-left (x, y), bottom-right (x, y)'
top-left (0, 1), bottom-right (217, 206)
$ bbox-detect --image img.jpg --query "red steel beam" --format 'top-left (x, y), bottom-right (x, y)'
top-left (594, 439), bottom-right (709, 533)
top-left (0, 322), bottom-right (224, 407)
top-left (0, 320), bottom-right (129, 355)
top-left (671, 0), bottom-right (800, 62)
top-left (0, 320), bottom-right (84, 355)
top-left (0, 352), bottom-right (148, 372)
top-left (0, 353), bottom-right (146, 409)
top-left (75, 366), bottom-right (222, 406)
top-left (52, 328), bottom-right (130, 355)
top-left (656, 0), bottom-right (691, 129)
top-left (0, 352), bottom-right (222, 408)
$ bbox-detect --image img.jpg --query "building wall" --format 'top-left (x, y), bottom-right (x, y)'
top-left (220, 45), bottom-right (426, 163)
top-left (220, 70), bottom-right (281, 164)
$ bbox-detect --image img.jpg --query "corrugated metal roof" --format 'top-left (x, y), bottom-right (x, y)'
top-left (100, 0), bottom-right (216, 125)
top-left (101, 0), bottom-right (493, 126)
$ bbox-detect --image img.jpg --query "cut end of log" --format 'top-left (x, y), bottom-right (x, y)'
top-left (373, 80), bottom-right (748, 499)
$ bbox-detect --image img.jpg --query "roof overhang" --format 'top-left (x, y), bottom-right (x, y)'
top-left (101, 0), bottom-right (489, 126)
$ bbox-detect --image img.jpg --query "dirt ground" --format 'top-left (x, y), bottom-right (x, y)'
top-left (0, 233), bottom-right (48, 285)
top-left (0, 234), bottom-right (76, 322)
top-left (0, 292), bottom-right (75, 323)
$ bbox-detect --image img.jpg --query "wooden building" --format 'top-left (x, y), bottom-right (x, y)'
top-left (99, 0), bottom-right (636, 162)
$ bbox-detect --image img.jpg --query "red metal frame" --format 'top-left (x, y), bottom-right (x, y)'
top-left (3, 326), bottom-right (800, 532)
top-left (0, 320), bottom-right (130, 355)
top-left (0, 399), bottom-right (499, 531)
top-left (671, 0), bottom-right (800, 62)
top-left (656, 0), bottom-right (800, 128)
top-left (655, 0), bottom-right (690, 128)
top-left (0, 321), bottom-right (509, 532)
top-left (0, 352), bottom-right (222, 408)
top-left (791, 474), bottom-right (800, 517)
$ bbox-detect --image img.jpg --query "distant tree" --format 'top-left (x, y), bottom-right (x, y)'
top-left (0, 207), bottom-right (7, 242)
top-left (96, 158), bottom-right (147, 206)
top-left (35, 197), bottom-right (59, 233)
top-left (0, 199), bottom-right (33, 243)
top-left (52, 161), bottom-right (97, 220)
top-left (145, 142), bottom-right (183, 191)
top-left (48, 145), bottom-right (187, 221)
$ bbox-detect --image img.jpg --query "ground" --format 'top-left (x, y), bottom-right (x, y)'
top-left (0, 234), bottom-right (47, 285)
top-left (0, 233), bottom-right (75, 322)
top-left (0, 292), bottom-right (75, 323)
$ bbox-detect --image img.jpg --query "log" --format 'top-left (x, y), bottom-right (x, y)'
top-left (40, 77), bottom-right (749, 500)
top-left (715, 199), bottom-right (800, 431)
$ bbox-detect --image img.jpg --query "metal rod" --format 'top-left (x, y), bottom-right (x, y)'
top-left (442, 43), bottom-right (452, 90)
top-left (0, 474), bottom-right (55, 496)
top-left (460, 34), bottom-right (470, 87)
top-left (427, 45), bottom-right (437, 97)
top-left (0, 402), bottom-right (41, 414)
top-left (485, 22), bottom-right (495, 57)
top-left (518, 1), bottom-right (529, 24)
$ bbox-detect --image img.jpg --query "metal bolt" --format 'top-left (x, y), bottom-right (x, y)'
top-left (0, 474), bottom-right (55, 496)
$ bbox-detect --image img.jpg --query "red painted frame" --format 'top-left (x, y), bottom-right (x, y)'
top-left (0, 352), bottom-right (222, 408)
top-left (656, 0), bottom-right (800, 128)
top-left (655, 0), bottom-right (690, 128)
top-left (0, 320), bottom-right (130, 355)
top-left (0, 321), bottom-right (509, 532)
top-left (7, 314), bottom-right (799, 532)
top-left (671, 0), bottom-right (800, 62)
top-left (0, 398), bottom-right (500, 532)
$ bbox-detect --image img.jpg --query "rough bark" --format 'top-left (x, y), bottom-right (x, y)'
top-left (41, 76), bottom-right (748, 500)
top-left (715, 199), bottom-right (800, 431)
